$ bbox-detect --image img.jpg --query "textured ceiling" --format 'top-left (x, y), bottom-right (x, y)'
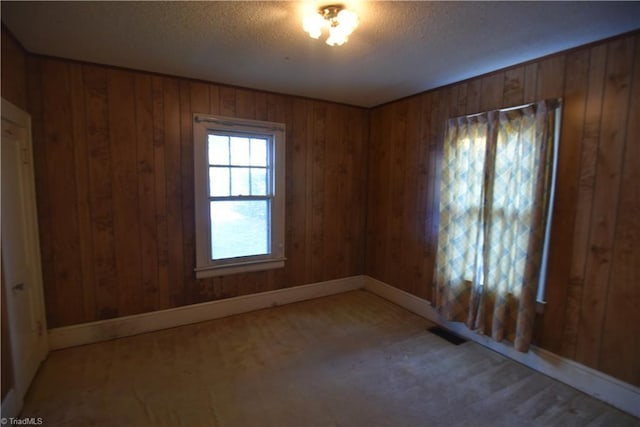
top-left (2, 1), bottom-right (639, 107)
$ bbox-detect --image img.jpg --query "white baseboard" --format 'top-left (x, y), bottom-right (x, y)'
top-left (46, 274), bottom-right (638, 418)
top-left (363, 276), bottom-right (640, 419)
top-left (48, 275), bottom-right (366, 350)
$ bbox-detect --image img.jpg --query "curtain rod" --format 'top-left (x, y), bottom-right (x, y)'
top-left (194, 116), bottom-right (284, 132)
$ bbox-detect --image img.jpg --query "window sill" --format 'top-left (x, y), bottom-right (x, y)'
top-left (195, 258), bottom-right (286, 279)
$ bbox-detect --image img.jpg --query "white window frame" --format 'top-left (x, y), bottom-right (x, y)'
top-left (193, 114), bottom-right (286, 278)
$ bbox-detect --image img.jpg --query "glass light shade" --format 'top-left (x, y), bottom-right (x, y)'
top-left (303, 13), bottom-right (323, 39)
top-left (326, 25), bottom-right (348, 46)
top-left (336, 9), bottom-right (358, 33)
top-left (303, 6), bottom-right (358, 46)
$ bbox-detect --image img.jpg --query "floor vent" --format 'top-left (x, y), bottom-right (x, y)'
top-left (428, 326), bottom-right (467, 345)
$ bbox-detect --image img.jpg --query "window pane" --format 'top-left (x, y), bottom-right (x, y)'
top-left (209, 167), bottom-right (230, 197)
top-left (231, 167), bottom-right (250, 196)
top-left (230, 136), bottom-right (250, 165)
top-left (251, 168), bottom-right (268, 195)
top-left (208, 135), bottom-right (229, 165)
top-left (250, 138), bottom-right (268, 166)
top-left (210, 200), bottom-right (269, 260)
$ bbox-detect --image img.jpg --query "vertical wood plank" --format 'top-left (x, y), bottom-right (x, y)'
top-left (311, 101), bottom-right (326, 282)
top-left (83, 64), bottom-right (118, 321)
top-left (503, 66), bottom-right (525, 107)
top-left (536, 55), bottom-right (567, 100)
top-left (401, 96), bottom-right (423, 295)
top-left (151, 76), bottom-right (170, 310)
top-left (479, 72), bottom-right (504, 112)
top-left (189, 82), bottom-right (212, 302)
top-left (386, 100), bottom-right (408, 286)
top-left (70, 63), bottom-right (95, 323)
top-left (561, 43), bottom-right (608, 358)
top-left (416, 93), bottom-right (433, 300)
top-left (290, 98), bottom-right (310, 286)
top-left (107, 69), bottom-right (142, 317)
top-left (540, 48), bottom-right (589, 354)
top-left (179, 80), bottom-right (195, 304)
top-left (162, 77), bottom-right (185, 307)
top-left (27, 57), bottom-right (57, 327)
top-left (304, 99), bottom-right (316, 285)
top-left (575, 37), bottom-right (634, 368)
top-left (599, 35), bottom-right (640, 385)
top-left (134, 74), bottom-right (159, 313)
top-left (41, 60), bottom-right (85, 326)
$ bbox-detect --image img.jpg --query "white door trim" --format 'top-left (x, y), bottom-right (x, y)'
top-left (1, 98), bottom-right (49, 418)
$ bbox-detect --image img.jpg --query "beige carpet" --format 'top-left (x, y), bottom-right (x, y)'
top-left (21, 290), bottom-right (639, 426)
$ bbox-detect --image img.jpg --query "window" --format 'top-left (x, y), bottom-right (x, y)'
top-left (434, 100), bottom-right (561, 350)
top-left (193, 114), bottom-right (285, 278)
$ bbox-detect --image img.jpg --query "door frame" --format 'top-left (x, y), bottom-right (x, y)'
top-left (1, 98), bottom-right (49, 417)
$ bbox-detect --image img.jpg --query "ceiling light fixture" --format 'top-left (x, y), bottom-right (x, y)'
top-left (303, 4), bottom-right (358, 46)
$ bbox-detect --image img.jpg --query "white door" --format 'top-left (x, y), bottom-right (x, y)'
top-left (1, 99), bottom-right (48, 417)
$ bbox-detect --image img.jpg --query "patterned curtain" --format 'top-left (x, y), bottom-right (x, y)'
top-left (434, 100), bottom-right (559, 352)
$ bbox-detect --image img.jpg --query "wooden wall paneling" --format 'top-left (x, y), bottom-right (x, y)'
top-left (420, 93), bottom-right (438, 301)
top-left (429, 88), bottom-right (451, 260)
top-left (479, 72), bottom-right (504, 112)
top-left (161, 77), bottom-right (186, 306)
top-left (107, 69), bottom-right (143, 317)
top-left (336, 105), bottom-right (352, 277)
top-left (219, 87), bottom-right (236, 117)
top-left (562, 43), bottom-right (608, 358)
top-left (575, 37), bottom-right (635, 369)
top-left (265, 93), bottom-right (290, 291)
top-left (179, 80), bottom-right (195, 304)
top-left (401, 96), bottom-right (423, 296)
top-left (133, 74), bottom-right (159, 313)
top-left (523, 63), bottom-right (539, 105)
top-left (254, 92), bottom-right (268, 121)
top-left (345, 105), bottom-right (364, 277)
top-left (416, 93), bottom-right (433, 300)
top-left (502, 66), bottom-right (525, 107)
top-left (322, 104), bottom-right (340, 279)
top-left (70, 63), bottom-right (96, 322)
top-left (83, 65), bottom-right (118, 322)
top-left (449, 82), bottom-right (466, 117)
top-left (151, 76), bottom-right (171, 310)
top-left (290, 98), bottom-right (311, 286)
top-left (464, 78), bottom-right (482, 116)
top-left (310, 102), bottom-right (326, 283)
top-left (535, 55), bottom-right (567, 101)
top-left (189, 82), bottom-right (214, 302)
top-left (541, 48), bottom-right (589, 354)
top-left (27, 57), bottom-right (57, 326)
top-left (352, 106), bottom-right (369, 276)
top-left (209, 84), bottom-right (221, 116)
top-left (367, 107), bottom-right (392, 282)
top-left (205, 84), bottom-right (224, 300)
top-left (41, 60), bottom-right (84, 326)
top-left (599, 35), bottom-right (640, 385)
top-left (386, 100), bottom-right (408, 289)
top-left (235, 88), bottom-right (256, 120)
top-left (189, 82), bottom-right (210, 116)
